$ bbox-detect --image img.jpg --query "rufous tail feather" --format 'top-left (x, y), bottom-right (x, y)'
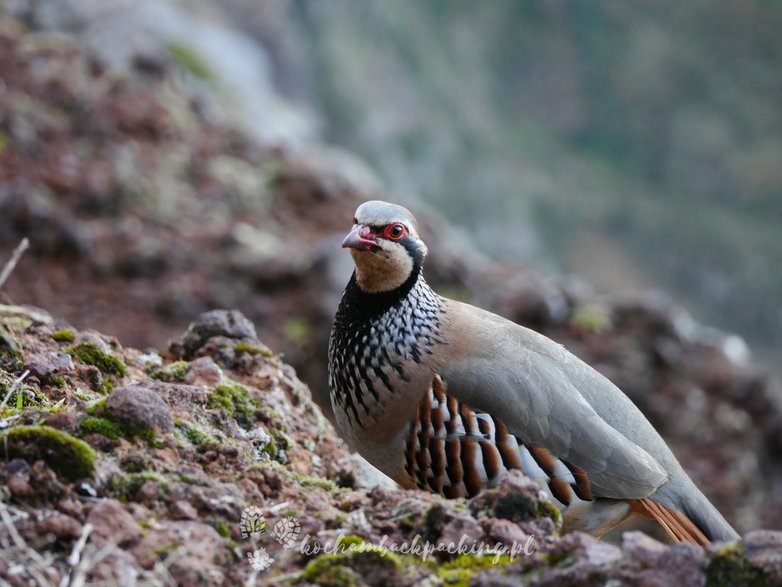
top-left (630, 498), bottom-right (710, 546)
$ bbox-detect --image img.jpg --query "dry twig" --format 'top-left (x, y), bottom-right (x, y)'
top-left (0, 238), bottom-right (30, 291)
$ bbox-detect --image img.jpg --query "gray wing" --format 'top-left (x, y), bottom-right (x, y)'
top-left (439, 305), bottom-right (668, 499)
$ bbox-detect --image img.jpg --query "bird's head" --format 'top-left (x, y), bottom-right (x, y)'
top-left (341, 200), bottom-right (427, 293)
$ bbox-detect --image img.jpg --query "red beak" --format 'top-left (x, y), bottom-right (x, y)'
top-left (342, 224), bottom-right (379, 251)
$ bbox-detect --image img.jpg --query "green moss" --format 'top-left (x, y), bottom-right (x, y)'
top-left (541, 549), bottom-right (570, 567)
top-left (96, 378), bottom-right (114, 395)
top-left (537, 500), bottom-right (561, 526)
top-left (151, 360), bottom-right (190, 382)
top-left (335, 535), bottom-right (367, 548)
top-left (437, 553), bottom-right (512, 586)
top-left (423, 504), bottom-right (447, 541)
top-left (80, 417), bottom-right (125, 440)
top-left (284, 317), bottom-right (311, 345)
top-left (51, 329), bottom-right (75, 343)
top-left (279, 464), bottom-right (340, 493)
top-left (251, 461), bottom-right (344, 494)
top-left (153, 540), bottom-right (182, 559)
top-left (79, 412), bottom-right (155, 444)
top-left (258, 433), bottom-right (277, 459)
top-left (256, 427), bottom-right (293, 462)
top-left (298, 474), bottom-right (339, 492)
top-left (570, 303), bottom-right (612, 334)
top-left (48, 374), bottom-right (67, 388)
top-left (274, 430), bottom-right (293, 451)
top-left (258, 405), bottom-right (285, 425)
top-left (0, 383), bottom-right (49, 417)
top-left (302, 538), bottom-right (402, 587)
top-left (174, 420), bottom-right (221, 451)
top-left (207, 383), bottom-right (257, 428)
top-left (117, 421), bottom-right (153, 442)
top-left (181, 423), bottom-right (210, 445)
top-left (303, 555), bottom-right (361, 587)
top-left (85, 397), bottom-right (108, 415)
top-left (706, 543), bottom-right (765, 587)
top-left (493, 492), bottom-right (558, 525)
top-left (67, 343), bottom-right (127, 377)
top-left (167, 42), bottom-right (212, 80)
top-left (178, 473), bottom-right (211, 486)
top-left (212, 519), bottom-right (232, 538)
top-left (0, 425), bottom-right (96, 480)
top-left (120, 452), bottom-right (149, 473)
top-left (234, 342), bottom-right (273, 357)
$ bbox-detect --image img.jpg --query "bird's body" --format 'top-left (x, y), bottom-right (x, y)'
top-left (329, 200), bottom-right (739, 544)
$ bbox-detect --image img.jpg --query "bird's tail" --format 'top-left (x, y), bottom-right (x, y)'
top-left (630, 491), bottom-right (740, 546)
top-left (631, 498), bottom-right (710, 545)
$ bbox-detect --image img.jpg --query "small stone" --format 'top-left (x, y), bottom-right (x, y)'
top-left (622, 530), bottom-right (668, 565)
top-left (87, 499), bottom-right (143, 547)
top-left (136, 480), bottom-right (161, 505)
top-left (77, 332), bottom-right (113, 353)
top-left (656, 543), bottom-right (708, 586)
top-left (44, 411), bottom-right (80, 434)
top-left (184, 356), bottom-right (224, 387)
top-left (135, 380), bottom-right (207, 409)
top-left (86, 549), bottom-right (139, 586)
top-left (7, 458), bottom-right (30, 475)
top-left (24, 352), bottom-right (59, 378)
top-left (170, 500), bottom-right (198, 521)
top-left (440, 512), bottom-right (485, 548)
top-left (56, 499), bottom-right (84, 521)
top-left (76, 482), bottom-right (98, 497)
top-left (743, 530), bottom-right (782, 584)
top-left (106, 385), bottom-right (173, 432)
top-left (131, 521), bottom-right (228, 581)
top-left (486, 518), bottom-right (532, 548)
top-left (36, 513), bottom-right (83, 541)
top-left (179, 310), bottom-right (257, 356)
top-left (7, 473), bottom-right (32, 498)
top-left (584, 540), bottom-right (623, 566)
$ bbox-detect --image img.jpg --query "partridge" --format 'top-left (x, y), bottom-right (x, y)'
top-left (328, 200), bottom-right (739, 545)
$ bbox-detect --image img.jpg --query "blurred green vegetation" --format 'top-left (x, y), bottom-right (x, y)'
top-left (293, 0), bottom-right (782, 352)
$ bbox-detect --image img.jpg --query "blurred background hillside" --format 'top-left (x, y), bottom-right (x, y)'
top-left (5, 0), bottom-right (782, 371)
top-left (297, 1), bottom-right (782, 373)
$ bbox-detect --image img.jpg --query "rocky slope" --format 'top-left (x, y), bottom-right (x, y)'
top-left (1, 307), bottom-right (781, 586)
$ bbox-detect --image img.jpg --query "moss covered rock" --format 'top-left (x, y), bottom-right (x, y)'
top-left (706, 542), bottom-right (766, 587)
top-left (151, 360), bottom-right (191, 382)
top-left (0, 425), bottom-right (96, 480)
top-left (206, 382), bottom-right (258, 428)
top-left (67, 342), bottom-right (127, 377)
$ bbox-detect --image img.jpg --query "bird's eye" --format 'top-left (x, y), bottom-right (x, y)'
top-left (383, 223), bottom-right (407, 240)
top-left (352, 217), bottom-right (357, 225)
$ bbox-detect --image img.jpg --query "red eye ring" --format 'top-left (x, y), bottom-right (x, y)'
top-left (383, 223), bottom-right (407, 240)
